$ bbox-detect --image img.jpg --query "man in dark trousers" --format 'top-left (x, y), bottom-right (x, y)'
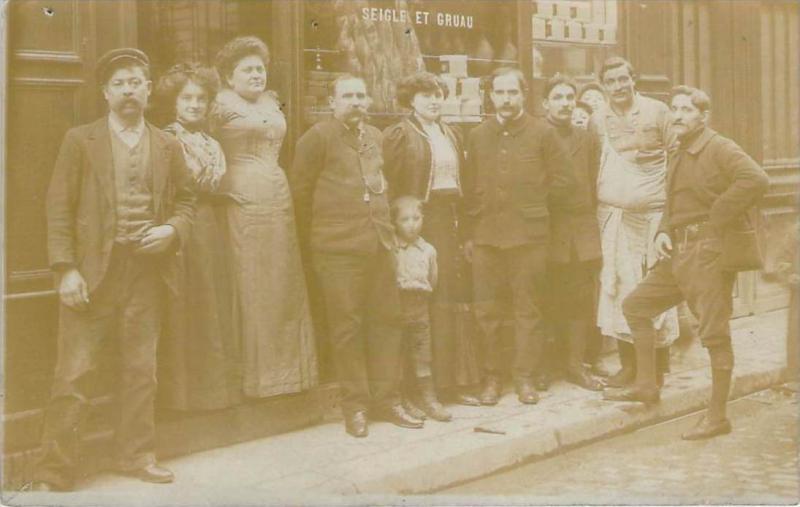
top-left (604, 85), bottom-right (769, 440)
top-left (540, 75), bottom-right (605, 391)
top-left (28, 48), bottom-right (195, 491)
top-left (291, 74), bottom-right (420, 437)
top-left (462, 67), bottom-right (576, 405)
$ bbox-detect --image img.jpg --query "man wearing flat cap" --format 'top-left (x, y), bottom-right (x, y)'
top-left (27, 48), bottom-right (195, 491)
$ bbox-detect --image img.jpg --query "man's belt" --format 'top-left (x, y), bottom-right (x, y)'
top-left (672, 220), bottom-right (712, 245)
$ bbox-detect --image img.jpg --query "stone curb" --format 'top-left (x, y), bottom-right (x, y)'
top-left (342, 362), bottom-right (787, 495)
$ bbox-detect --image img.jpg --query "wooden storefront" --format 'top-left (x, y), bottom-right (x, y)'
top-left (3, 0), bottom-right (797, 487)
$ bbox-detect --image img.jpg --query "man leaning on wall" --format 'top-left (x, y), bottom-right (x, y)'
top-left (25, 48), bottom-right (196, 491)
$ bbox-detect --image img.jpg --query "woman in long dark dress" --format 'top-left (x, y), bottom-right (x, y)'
top-left (383, 71), bottom-right (481, 408)
top-left (156, 64), bottom-right (241, 410)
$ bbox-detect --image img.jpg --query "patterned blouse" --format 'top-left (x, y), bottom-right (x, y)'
top-left (164, 122), bottom-right (227, 193)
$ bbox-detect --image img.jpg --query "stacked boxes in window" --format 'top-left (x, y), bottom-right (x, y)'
top-left (532, 0), bottom-right (614, 44)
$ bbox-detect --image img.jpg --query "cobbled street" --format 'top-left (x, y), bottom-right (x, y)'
top-left (443, 387), bottom-right (799, 504)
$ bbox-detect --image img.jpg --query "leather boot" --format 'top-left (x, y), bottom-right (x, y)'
top-left (681, 415), bottom-right (732, 440)
top-left (565, 320), bottom-right (605, 391)
top-left (418, 376), bottom-right (452, 422)
top-left (479, 376), bottom-right (501, 405)
top-left (606, 340), bottom-right (636, 387)
top-left (401, 394), bottom-right (427, 421)
top-left (656, 346), bottom-right (671, 387)
top-left (604, 324), bottom-right (659, 405)
top-left (707, 367), bottom-right (733, 423)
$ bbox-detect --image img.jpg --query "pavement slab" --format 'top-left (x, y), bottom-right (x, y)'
top-left (3, 309), bottom-right (790, 506)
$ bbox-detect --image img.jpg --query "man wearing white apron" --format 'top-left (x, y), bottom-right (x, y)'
top-left (590, 57), bottom-right (679, 389)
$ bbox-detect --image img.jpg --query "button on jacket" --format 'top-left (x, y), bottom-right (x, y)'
top-left (382, 116), bottom-right (465, 201)
top-left (46, 117), bottom-right (196, 294)
top-left (394, 236), bottom-right (437, 292)
top-left (462, 113), bottom-right (577, 249)
top-left (658, 127), bottom-right (769, 239)
top-left (290, 119), bottom-right (395, 255)
top-left (547, 120), bottom-right (602, 264)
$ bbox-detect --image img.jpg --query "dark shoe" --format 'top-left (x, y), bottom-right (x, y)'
top-left (401, 396), bottom-right (427, 421)
top-left (681, 416), bottom-right (732, 440)
top-left (587, 361), bottom-right (612, 378)
top-left (418, 377), bottom-right (452, 422)
top-left (605, 366), bottom-right (636, 388)
top-left (602, 385), bottom-right (660, 405)
top-left (454, 391), bottom-right (481, 406)
top-left (607, 341), bottom-right (636, 387)
top-left (515, 380), bottom-right (540, 404)
top-left (533, 372), bottom-right (550, 392)
top-left (122, 464), bottom-right (174, 484)
top-left (566, 368), bottom-right (605, 391)
top-left (22, 481), bottom-right (58, 492)
top-left (345, 411), bottom-right (369, 438)
top-left (373, 405), bottom-right (424, 429)
top-left (479, 376), bottom-right (501, 405)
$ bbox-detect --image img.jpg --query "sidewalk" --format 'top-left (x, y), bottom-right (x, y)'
top-left (6, 309), bottom-right (789, 506)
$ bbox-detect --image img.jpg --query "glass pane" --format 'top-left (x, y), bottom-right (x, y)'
top-left (303, 0), bottom-right (520, 127)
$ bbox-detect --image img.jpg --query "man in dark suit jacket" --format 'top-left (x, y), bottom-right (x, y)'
top-left (29, 48), bottom-right (195, 491)
top-left (462, 67), bottom-right (576, 406)
top-left (541, 75), bottom-right (605, 391)
top-left (605, 86), bottom-right (769, 441)
top-left (290, 74), bottom-right (420, 437)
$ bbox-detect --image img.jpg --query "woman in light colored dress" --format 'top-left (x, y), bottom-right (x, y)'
top-left (212, 36), bottom-right (317, 397)
top-left (156, 63), bottom-right (241, 410)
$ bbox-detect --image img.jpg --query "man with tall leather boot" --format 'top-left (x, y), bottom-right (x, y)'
top-left (604, 86), bottom-right (769, 441)
top-left (541, 75), bottom-right (604, 391)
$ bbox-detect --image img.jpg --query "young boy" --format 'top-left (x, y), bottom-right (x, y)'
top-left (571, 100), bottom-right (593, 130)
top-left (391, 196), bottom-right (452, 422)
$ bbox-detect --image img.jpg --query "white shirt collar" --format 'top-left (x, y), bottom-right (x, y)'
top-left (108, 113), bottom-right (145, 137)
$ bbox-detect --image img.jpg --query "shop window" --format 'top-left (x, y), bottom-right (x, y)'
top-left (531, 0), bottom-right (618, 81)
top-left (303, 0), bottom-right (521, 128)
top-left (137, 1), bottom-right (273, 79)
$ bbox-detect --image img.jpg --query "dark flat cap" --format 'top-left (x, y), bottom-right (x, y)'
top-left (96, 48), bottom-right (150, 82)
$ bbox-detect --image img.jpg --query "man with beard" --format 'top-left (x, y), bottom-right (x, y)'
top-left (462, 67), bottom-right (575, 405)
top-left (27, 48), bottom-right (195, 491)
top-left (607, 86), bottom-right (768, 440)
top-left (540, 75), bottom-right (604, 391)
top-left (291, 75), bottom-right (419, 437)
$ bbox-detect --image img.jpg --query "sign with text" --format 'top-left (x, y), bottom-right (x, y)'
top-left (361, 7), bottom-right (474, 29)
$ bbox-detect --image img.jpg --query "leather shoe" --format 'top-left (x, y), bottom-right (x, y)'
top-left (401, 396), bottom-right (427, 421)
top-left (603, 385), bottom-right (660, 405)
top-left (533, 372), bottom-right (550, 392)
top-left (345, 410), bottom-right (368, 438)
top-left (479, 377), bottom-right (501, 405)
top-left (606, 366), bottom-right (635, 388)
top-left (23, 481), bottom-right (57, 492)
top-left (122, 463), bottom-right (174, 484)
top-left (373, 405), bottom-right (424, 429)
top-left (454, 391), bottom-right (481, 406)
top-left (587, 361), bottom-right (612, 378)
top-left (567, 368), bottom-right (605, 391)
top-left (515, 380), bottom-right (539, 404)
top-left (681, 416), bottom-right (732, 440)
